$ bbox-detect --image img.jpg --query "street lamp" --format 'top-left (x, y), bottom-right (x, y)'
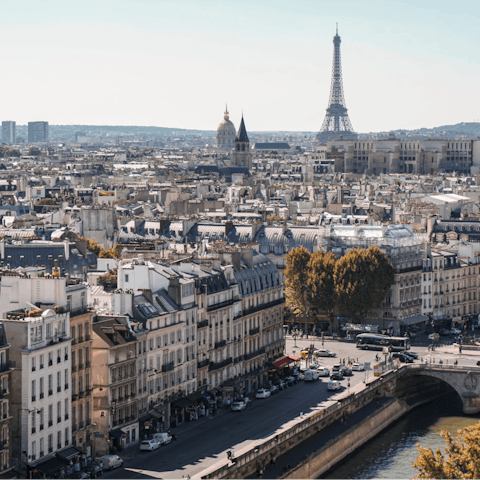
top-left (293, 330), bottom-right (298, 348)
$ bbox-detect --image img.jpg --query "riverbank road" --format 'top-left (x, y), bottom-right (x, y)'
top-left (101, 338), bottom-right (480, 479)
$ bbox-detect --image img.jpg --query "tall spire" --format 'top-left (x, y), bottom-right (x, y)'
top-left (316, 26), bottom-right (356, 142)
top-left (224, 104), bottom-right (229, 120)
top-left (236, 115), bottom-right (249, 143)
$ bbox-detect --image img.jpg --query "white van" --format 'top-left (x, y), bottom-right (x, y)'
top-left (153, 432), bottom-right (173, 445)
top-left (304, 369), bottom-right (320, 381)
top-left (99, 454), bottom-right (123, 470)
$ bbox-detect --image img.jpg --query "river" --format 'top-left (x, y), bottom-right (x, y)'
top-left (324, 395), bottom-right (480, 479)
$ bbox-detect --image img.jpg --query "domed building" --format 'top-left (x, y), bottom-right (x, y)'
top-left (216, 106), bottom-right (236, 149)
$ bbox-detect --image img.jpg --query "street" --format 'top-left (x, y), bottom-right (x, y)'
top-left (102, 336), bottom-right (480, 479)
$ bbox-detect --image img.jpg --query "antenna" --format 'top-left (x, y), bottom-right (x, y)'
top-left (336, 22), bottom-right (338, 35)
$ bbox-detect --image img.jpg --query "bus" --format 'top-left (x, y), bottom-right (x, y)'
top-left (355, 333), bottom-right (410, 351)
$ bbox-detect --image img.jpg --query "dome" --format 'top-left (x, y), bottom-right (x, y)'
top-left (217, 110), bottom-right (236, 134)
top-left (216, 106), bottom-right (236, 148)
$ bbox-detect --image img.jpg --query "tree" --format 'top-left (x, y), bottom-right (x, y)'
top-left (28, 146), bottom-right (42, 156)
top-left (413, 422), bottom-right (480, 479)
top-left (285, 246), bottom-right (312, 335)
top-left (307, 250), bottom-right (337, 334)
top-left (334, 246), bottom-right (394, 322)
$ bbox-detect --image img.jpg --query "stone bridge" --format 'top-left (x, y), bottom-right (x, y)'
top-left (382, 364), bottom-right (480, 414)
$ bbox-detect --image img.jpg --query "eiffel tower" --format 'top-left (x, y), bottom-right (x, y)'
top-left (316, 25), bottom-right (357, 142)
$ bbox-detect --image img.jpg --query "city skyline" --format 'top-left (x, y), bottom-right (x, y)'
top-left (1, 0), bottom-right (480, 133)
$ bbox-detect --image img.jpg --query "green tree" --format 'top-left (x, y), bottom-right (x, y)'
top-left (5, 148), bottom-right (20, 157)
top-left (285, 246), bottom-right (312, 334)
top-left (28, 146), bottom-right (42, 156)
top-left (334, 246), bottom-right (394, 322)
top-left (413, 422), bottom-right (480, 479)
top-left (307, 249), bottom-right (337, 334)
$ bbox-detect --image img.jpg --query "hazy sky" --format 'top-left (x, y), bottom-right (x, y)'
top-left (1, 0), bottom-right (479, 133)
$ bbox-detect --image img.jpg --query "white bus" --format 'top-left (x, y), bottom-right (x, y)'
top-left (355, 333), bottom-right (410, 351)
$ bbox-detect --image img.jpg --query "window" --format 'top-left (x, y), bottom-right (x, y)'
top-left (32, 440), bottom-right (36, 460)
top-left (64, 399), bottom-right (69, 420)
top-left (48, 434), bottom-right (53, 453)
top-left (32, 357), bottom-right (36, 371)
top-left (31, 380), bottom-right (36, 401)
top-left (48, 375), bottom-right (53, 395)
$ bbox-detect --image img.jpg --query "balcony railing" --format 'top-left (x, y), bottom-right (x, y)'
top-left (242, 298), bottom-right (285, 317)
top-left (0, 361), bottom-right (14, 373)
top-left (207, 298), bottom-right (235, 312)
top-left (162, 362), bottom-right (175, 373)
top-left (197, 359), bottom-right (210, 369)
top-left (197, 319), bottom-right (209, 329)
top-left (244, 347), bottom-right (266, 361)
top-left (209, 357), bottom-right (233, 371)
top-left (214, 340), bottom-right (226, 349)
top-left (249, 327), bottom-right (260, 336)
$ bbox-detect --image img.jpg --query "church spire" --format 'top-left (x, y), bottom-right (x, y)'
top-left (236, 115), bottom-right (249, 143)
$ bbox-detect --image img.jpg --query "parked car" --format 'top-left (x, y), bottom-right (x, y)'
top-left (256, 388), bottom-right (271, 399)
top-left (450, 328), bottom-right (462, 335)
top-left (99, 455), bottom-right (123, 471)
top-left (231, 400), bottom-right (247, 411)
top-left (315, 349), bottom-right (336, 357)
top-left (332, 364), bottom-right (343, 372)
top-left (242, 396), bottom-right (252, 406)
top-left (294, 372), bottom-right (304, 381)
top-left (327, 380), bottom-right (342, 391)
top-left (340, 366), bottom-right (353, 376)
top-left (330, 371), bottom-right (344, 380)
top-left (153, 432), bottom-right (173, 445)
top-left (269, 384), bottom-right (279, 395)
top-left (140, 439), bottom-right (161, 451)
top-left (405, 351), bottom-right (419, 359)
top-left (352, 363), bottom-right (364, 371)
top-left (304, 369), bottom-right (320, 381)
top-left (317, 367), bottom-right (330, 377)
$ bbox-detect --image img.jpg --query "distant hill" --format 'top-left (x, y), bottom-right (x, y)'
top-left (363, 122), bottom-right (480, 139)
top-left (11, 121), bottom-right (480, 142)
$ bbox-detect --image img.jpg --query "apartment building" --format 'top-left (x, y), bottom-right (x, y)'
top-left (422, 244), bottom-right (480, 331)
top-left (1, 121), bottom-right (15, 144)
top-left (0, 324), bottom-right (13, 475)
top-left (4, 309), bottom-right (71, 474)
top-left (0, 272), bottom-right (96, 456)
top-left (92, 315), bottom-right (139, 456)
top-left (28, 121), bottom-right (49, 143)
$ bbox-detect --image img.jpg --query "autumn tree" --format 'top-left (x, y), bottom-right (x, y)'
top-left (413, 422), bottom-right (480, 479)
top-left (28, 146), bottom-right (42, 156)
top-left (307, 249), bottom-right (337, 334)
top-left (285, 246), bottom-right (312, 334)
top-left (334, 246), bottom-right (394, 322)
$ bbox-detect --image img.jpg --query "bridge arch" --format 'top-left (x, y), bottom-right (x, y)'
top-left (394, 368), bottom-right (477, 414)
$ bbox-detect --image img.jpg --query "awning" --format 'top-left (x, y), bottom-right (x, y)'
top-left (109, 428), bottom-right (125, 440)
top-left (150, 410), bottom-right (163, 419)
top-left (32, 456), bottom-right (68, 476)
top-left (57, 446), bottom-right (84, 461)
top-left (273, 356), bottom-right (292, 369)
top-left (289, 355), bottom-right (301, 361)
top-left (171, 397), bottom-right (193, 409)
top-left (400, 315), bottom-right (428, 325)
